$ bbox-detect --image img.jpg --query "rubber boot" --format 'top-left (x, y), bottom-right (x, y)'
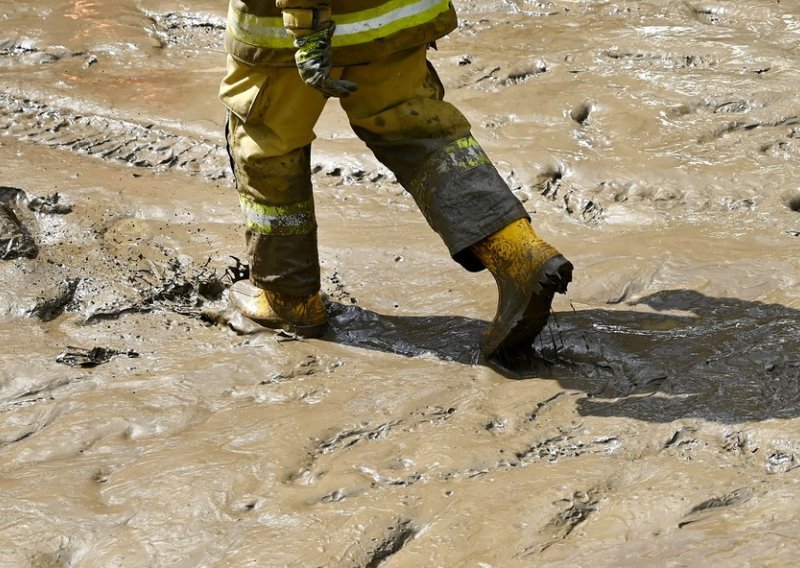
top-left (471, 218), bottom-right (573, 358)
top-left (228, 280), bottom-right (328, 338)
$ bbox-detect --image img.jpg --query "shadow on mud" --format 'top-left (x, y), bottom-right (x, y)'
top-left (325, 289), bottom-right (800, 424)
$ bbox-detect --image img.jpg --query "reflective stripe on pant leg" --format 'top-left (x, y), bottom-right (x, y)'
top-left (233, 144), bottom-right (321, 296)
top-left (239, 190), bottom-right (321, 295)
top-left (238, 195), bottom-right (314, 236)
top-left (228, 104), bottom-right (321, 294)
top-left (221, 59), bottom-right (326, 294)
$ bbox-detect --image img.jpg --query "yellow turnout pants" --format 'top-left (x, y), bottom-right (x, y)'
top-left (220, 45), bottom-right (527, 295)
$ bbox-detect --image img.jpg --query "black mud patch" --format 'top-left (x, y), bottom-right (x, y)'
top-left (56, 345), bottom-right (140, 368)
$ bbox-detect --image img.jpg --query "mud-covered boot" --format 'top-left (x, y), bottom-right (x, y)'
top-left (228, 280), bottom-right (328, 338)
top-left (471, 218), bottom-right (573, 358)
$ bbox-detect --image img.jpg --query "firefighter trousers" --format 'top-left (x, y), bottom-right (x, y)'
top-left (220, 44), bottom-right (527, 295)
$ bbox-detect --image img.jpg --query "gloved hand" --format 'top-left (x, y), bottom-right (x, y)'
top-left (294, 22), bottom-right (358, 98)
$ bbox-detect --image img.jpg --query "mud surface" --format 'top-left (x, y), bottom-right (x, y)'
top-left (2, 1), bottom-right (799, 566)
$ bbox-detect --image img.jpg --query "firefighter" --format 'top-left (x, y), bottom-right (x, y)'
top-left (219, 0), bottom-right (573, 360)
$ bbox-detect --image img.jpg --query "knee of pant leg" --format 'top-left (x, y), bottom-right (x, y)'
top-left (341, 55), bottom-right (470, 141)
top-left (234, 145), bottom-right (314, 204)
top-left (348, 100), bottom-right (470, 144)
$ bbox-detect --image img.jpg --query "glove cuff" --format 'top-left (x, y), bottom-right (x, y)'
top-left (282, 7), bottom-right (332, 37)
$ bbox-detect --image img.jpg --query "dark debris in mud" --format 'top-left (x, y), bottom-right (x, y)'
top-left (605, 49), bottom-right (718, 70)
top-left (766, 451), bottom-right (799, 475)
top-left (146, 12), bottom-right (226, 50)
top-left (0, 186), bottom-right (72, 212)
top-left (26, 278), bottom-right (80, 321)
top-left (0, 38), bottom-right (86, 65)
top-left (84, 257), bottom-right (229, 323)
top-left (56, 345), bottom-right (140, 368)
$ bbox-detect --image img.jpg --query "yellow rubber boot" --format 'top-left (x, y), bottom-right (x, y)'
top-left (471, 218), bottom-right (573, 358)
top-left (228, 280), bottom-right (328, 338)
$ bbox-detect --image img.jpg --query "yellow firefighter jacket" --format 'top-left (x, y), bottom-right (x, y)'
top-left (225, 0), bottom-right (458, 67)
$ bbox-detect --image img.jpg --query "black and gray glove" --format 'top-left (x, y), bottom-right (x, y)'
top-left (294, 22), bottom-right (358, 98)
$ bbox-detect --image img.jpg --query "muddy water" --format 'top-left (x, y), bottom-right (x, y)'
top-left (1, 1), bottom-right (799, 566)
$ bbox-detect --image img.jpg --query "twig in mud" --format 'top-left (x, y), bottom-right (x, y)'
top-left (224, 255), bottom-right (249, 283)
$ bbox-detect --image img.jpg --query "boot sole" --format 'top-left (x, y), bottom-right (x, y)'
top-left (480, 254), bottom-right (573, 358)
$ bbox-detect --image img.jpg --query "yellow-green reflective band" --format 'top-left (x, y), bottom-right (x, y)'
top-left (239, 195), bottom-right (314, 236)
top-left (435, 135), bottom-right (491, 173)
top-left (227, 5), bottom-right (294, 49)
top-left (410, 135), bottom-right (492, 193)
top-left (227, 0), bottom-right (451, 48)
top-left (334, 0), bottom-right (452, 47)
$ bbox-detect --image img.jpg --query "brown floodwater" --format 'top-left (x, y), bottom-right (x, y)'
top-left (1, 1), bottom-right (799, 566)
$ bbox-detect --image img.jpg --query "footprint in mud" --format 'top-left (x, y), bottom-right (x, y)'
top-left (519, 489), bottom-right (601, 556)
top-left (780, 188), bottom-right (800, 213)
top-left (532, 166), bottom-right (603, 223)
top-left (678, 487), bottom-right (755, 528)
top-left (362, 519), bottom-right (416, 567)
top-left (570, 101), bottom-right (594, 126)
top-left (700, 116), bottom-right (800, 144)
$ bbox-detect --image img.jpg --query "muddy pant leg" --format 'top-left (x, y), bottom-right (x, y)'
top-left (339, 46), bottom-right (528, 272)
top-left (220, 57), bottom-right (328, 295)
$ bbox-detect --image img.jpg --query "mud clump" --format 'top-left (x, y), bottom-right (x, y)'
top-left (0, 202), bottom-right (37, 259)
top-left (0, 187), bottom-right (72, 260)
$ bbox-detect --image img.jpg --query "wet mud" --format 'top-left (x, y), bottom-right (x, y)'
top-left (2, 1), bottom-right (800, 567)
